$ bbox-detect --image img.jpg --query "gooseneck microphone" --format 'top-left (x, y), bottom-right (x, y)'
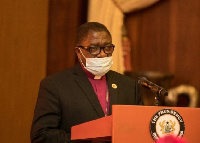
top-left (138, 77), bottom-right (168, 96)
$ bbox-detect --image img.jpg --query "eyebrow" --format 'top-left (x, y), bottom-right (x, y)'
top-left (89, 42), bottom-right (112, 46)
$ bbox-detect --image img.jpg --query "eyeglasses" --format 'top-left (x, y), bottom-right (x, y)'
top-left (76, 44), bottom-right (115, 56)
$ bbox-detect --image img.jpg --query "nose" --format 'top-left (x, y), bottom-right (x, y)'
top-left (96, 48), bottom-right (107, 58)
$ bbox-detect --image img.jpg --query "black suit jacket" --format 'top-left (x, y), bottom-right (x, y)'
top-left (31, 64), bottom-right (143, 143)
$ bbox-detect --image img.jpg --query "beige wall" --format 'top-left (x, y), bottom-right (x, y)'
top-left (0, 0), bottom-right (48, 142)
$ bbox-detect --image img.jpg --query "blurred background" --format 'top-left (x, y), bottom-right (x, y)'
top-left (0, 0), bottom-right (200, 142)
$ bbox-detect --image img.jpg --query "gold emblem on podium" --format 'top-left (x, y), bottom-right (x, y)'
top-left (150, 109), bottom-right (185, 141)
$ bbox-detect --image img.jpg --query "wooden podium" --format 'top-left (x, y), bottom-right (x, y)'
top-left (71, 105), bottom-right (200, 143)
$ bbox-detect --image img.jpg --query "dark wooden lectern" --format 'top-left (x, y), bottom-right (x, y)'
top-left (71, 105), bottom-right (200, 143)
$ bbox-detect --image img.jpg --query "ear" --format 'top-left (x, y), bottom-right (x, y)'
top-left (75, 47), bottom-right (81, 58)
top-left (75, 47), bottom-right (80, 53)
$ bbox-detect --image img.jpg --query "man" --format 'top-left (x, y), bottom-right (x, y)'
top-left (31, 22), bottom-right (143, 143)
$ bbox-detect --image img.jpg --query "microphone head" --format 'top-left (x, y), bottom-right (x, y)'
top-left (137, 77), bottom-right (147, 85)
top-left (138, 77), bottom-right (168, 96)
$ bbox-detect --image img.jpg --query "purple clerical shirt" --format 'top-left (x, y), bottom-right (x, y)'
top-left (81, 66), bottom-right (109, 116)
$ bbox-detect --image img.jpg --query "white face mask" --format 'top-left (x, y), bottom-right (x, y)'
top-left (79, 49), bottom-right (113, 76)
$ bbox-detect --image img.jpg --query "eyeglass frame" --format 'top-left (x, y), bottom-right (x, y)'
top-left (76, 44), bottom-right (115, 56)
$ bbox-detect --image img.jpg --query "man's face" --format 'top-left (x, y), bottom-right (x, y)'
top-left (76, 31), bottom-right (112, 66)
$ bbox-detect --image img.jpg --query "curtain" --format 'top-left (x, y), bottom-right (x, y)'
top-left (113, 0), bottom-right (160, 13)
top-left (87, 0), bottom-right (160, 74)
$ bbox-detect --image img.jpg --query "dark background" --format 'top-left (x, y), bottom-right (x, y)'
top-left (47, 0), bottom-right (200, 106)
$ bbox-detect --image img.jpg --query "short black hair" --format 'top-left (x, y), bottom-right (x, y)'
top-left (76, 22), bottom-right (112, 45)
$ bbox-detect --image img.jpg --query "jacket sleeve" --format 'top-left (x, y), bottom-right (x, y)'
top-left (135, 79), bottom-right (144, 105)
top-left (30, 78), bottom-right (71, 143)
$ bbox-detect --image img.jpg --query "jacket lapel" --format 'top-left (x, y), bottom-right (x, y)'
top-left (106, 71), bottom-right (119, 115)
top-left (73, 64), bottom-right (105, 117)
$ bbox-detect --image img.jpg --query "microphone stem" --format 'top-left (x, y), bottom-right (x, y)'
top-left (155, 96), bottom-right (160, 106)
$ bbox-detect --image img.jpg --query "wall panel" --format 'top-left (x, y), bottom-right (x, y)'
top-left (47, 0), bottom-right (88, 75)
top-left (0, 0), bottom-right (48, 142)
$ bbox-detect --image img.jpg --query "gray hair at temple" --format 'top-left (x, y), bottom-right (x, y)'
top-left (76, 22), bottom-right (112, 45)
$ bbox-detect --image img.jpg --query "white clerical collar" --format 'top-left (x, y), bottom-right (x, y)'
top-left (94, 75), bottom-right (102, 80)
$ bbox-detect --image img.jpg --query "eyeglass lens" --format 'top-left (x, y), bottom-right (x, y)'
top-left (89, 46), bottom-right (114, 55)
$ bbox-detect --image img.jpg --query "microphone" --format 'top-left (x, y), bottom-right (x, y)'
top-left (138, 77), bottom-right (168, 96)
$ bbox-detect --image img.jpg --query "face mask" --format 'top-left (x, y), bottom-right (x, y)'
top-left (79, 49), bottom-right (113, 76)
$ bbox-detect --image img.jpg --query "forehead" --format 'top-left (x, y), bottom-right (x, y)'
top-left (81, 31), bottom-right (112, 45)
